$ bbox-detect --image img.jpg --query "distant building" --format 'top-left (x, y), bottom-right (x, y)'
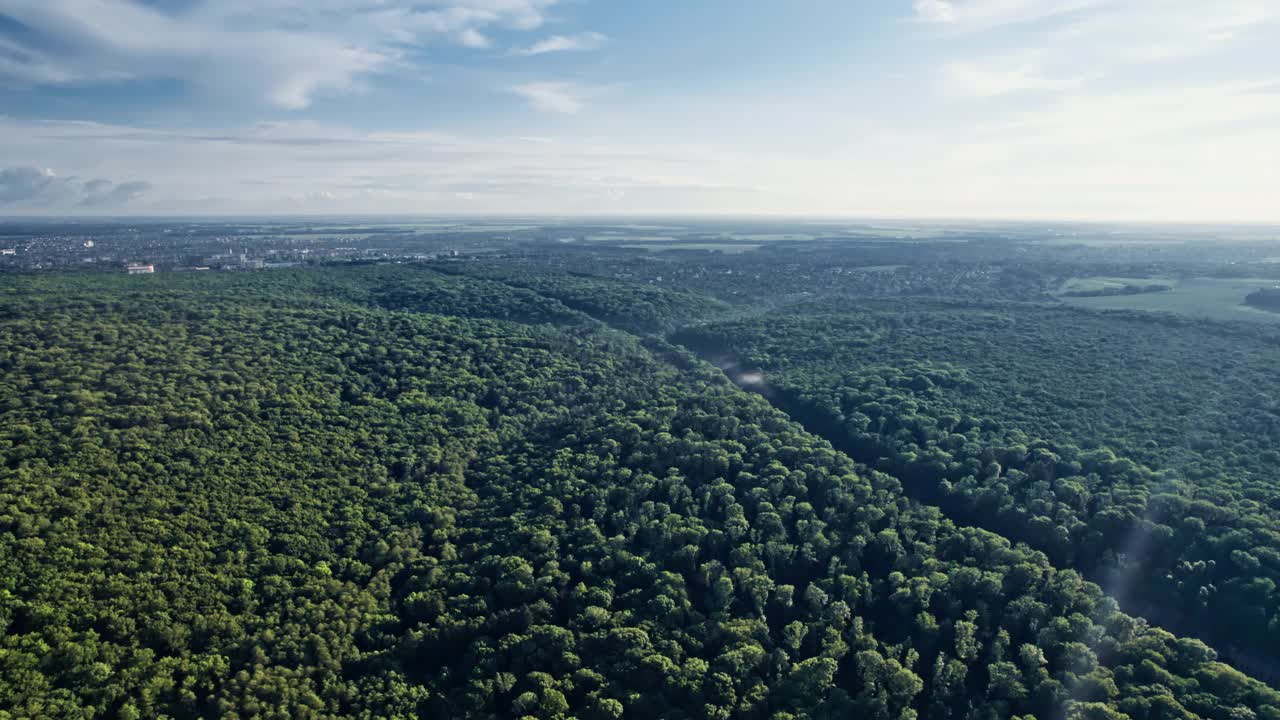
top-left (83, 240), bottom-right (95, 248)
top-left (0, 249), bottom-right (15, 256)
top-left (201, 253), bottom-right (263, 270)
top-left (126, 264), bottom-right (155, 274)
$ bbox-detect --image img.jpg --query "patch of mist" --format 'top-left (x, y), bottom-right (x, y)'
top-left (710, 355), bottom-right (772, 398)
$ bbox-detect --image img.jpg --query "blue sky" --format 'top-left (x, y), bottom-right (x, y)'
top-left (0, 0), bottom-right (1277, 220)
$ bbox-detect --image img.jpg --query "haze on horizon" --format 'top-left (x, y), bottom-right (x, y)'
top-left (0, 0), bottom-right (1277, 223)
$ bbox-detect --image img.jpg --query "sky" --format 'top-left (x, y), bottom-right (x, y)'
top-left (0, 0), bottom-right (1277, 221)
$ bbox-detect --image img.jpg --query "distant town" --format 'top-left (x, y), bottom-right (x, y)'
top-left (3, 218), bottom-right (1279, 297)
top-left (0, 220), bottom-right (489, 273)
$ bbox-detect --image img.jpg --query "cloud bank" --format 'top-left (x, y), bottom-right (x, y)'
top-left (0, 166), bottom-right (152, 208)
top-left (0, 0), bottom-right (564, 108)
top-left (0, 1), bottom-right (1275, 220)
top-left (516, 32), bottom-right (608, 55)
top-left (510, 82), bottom-right (588, 113)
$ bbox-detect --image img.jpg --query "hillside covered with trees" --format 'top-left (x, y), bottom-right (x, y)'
top-left (3, 266), bottom-right (1280, 719)
top-left (675, 299), bottom-right (1280, 673)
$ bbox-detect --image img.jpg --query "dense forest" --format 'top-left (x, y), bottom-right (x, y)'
top-left (4, 262), bottom-right (1280, 719)
top-left (1245, 288), bottom-right (1280, 313)
top-left (675, 299), bottom-right (1280, 671)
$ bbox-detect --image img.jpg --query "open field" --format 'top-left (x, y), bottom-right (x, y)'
top-left (1039, 238), bottom-right (1189, 247)
top-left (1055, 276), bottom-right (1175, 294)
top-left (586, 234), bottom-right (679, 242)
top-left (729, 233), bottom-right (818, 241)
top-left (1061, 276), bottom-right (1280, 322)
top-left (619, 240), bottom-right (757, 252)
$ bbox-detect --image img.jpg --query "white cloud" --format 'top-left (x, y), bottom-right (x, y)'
top-left (0, 165), bottom-right (152, 208)
top-left (924, 1), bottom-right (1280, 116)
top-left (942, 55), bottom-right (1092, 97)
top-left (913, 0), bottom-right (955, 23)
top-left (912, 0), bottom-right (1279, 48)
top-left (0, 37), bottom-right (81, 84)
top-left (1, 2), bottom-right (1276, 221)
top-left (894, 0), bottom-right (1280, 220)
top-left (0, 118), bottom-right (765, 215)
top-left (0, 0), bottom-right (562, 108)
top-left (511, 81), bottom-right (586, 113)
top-left (984, 81), bottom-right (1280, 146)
top-left (2, 105), bottom-right (1276, 221)
top-left (458, 28), bottom-right (491, 48)
top-left (81, 180), bottom-right (152, 207)
top-left (516, 32), bottom-right (608, 55)
top-left (911, 0), bottom-right (1112, 30)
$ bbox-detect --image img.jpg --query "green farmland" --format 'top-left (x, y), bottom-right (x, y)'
top-left (1060, 276), bottom-right (1280, 322)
